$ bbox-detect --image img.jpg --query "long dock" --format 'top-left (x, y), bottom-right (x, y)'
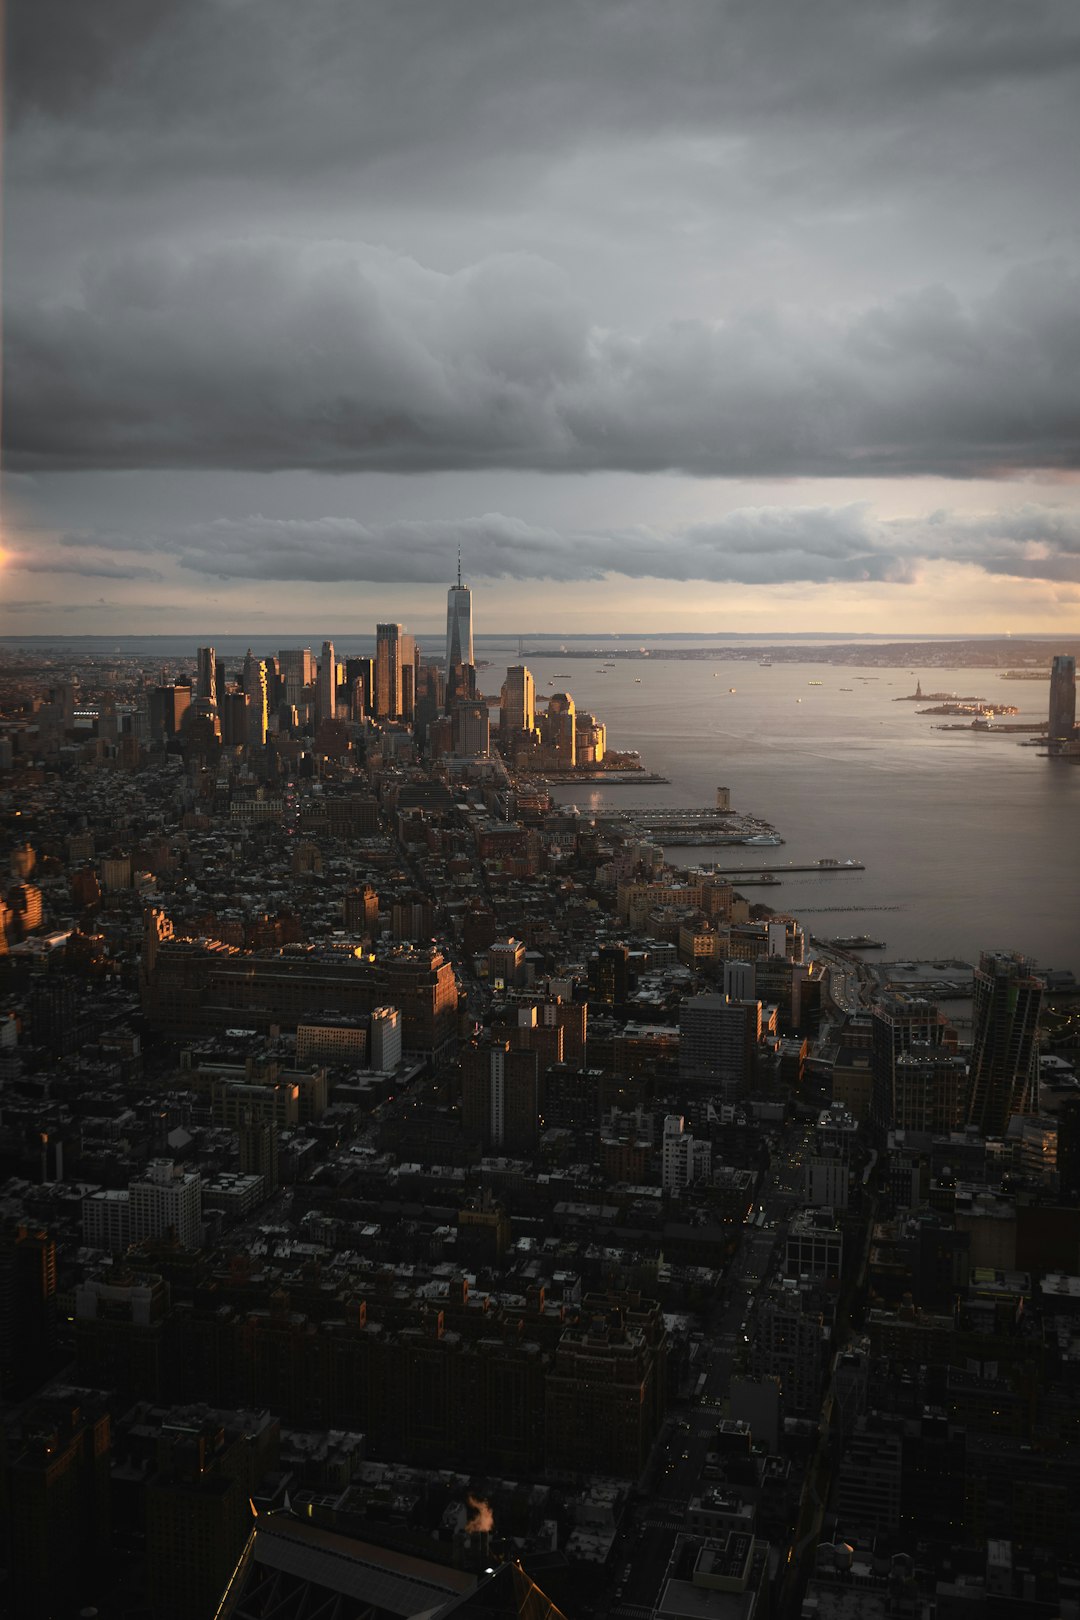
top-left (702, 861), bottom-right (865, 875)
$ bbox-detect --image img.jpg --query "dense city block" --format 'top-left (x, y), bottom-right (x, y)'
top-left (0, 601), bottom-right (1078, 1620)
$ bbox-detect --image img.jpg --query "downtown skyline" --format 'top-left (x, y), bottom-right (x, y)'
top-left (2, 1), bottom-right (1080, 637)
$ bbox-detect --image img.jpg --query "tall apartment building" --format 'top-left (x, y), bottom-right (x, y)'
top-left (966, 950), bottom-right (1042, 1137)
top-left (870, 993), bottom-right (956, 1142)
top-left (370, 1005), bottom-right (402, 1071)
top-left (461, 1040), bottom-right (541, 1154)
top-left (662, 1114), bottom-right (712, 1193)
top-left (750, 1286), bottom-right (829, 1417)
top-left (679, 993), bottom-right (761, 1099)
top-left (893, 1042), bottom-right (969, 1133)
top-left (129, 1159), bottom-right (202, 1249)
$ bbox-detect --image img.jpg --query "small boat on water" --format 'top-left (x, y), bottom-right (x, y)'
top-left (728, 687), bottom-right (737, 693)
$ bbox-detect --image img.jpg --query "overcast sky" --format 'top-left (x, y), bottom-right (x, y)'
top-left (3, 0), bottom-right (1079, 637)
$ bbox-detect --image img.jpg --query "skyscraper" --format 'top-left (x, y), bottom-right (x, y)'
top-left (544, 691), bottom-right (576, 766)
top-left (316, 639), bottom-right (336, 728)
top-left (399, 633), bottom-right (418, 723)
top-left (679, 992), bottom-right (761, 1099)
top-left (500, 663), bottom-right (535, 739)
top-left (966, 950), bottom-right (1042, 1137)
top-left (345, 655), bottom-right (374, 717)
top-left (375, 623), bottom-right (408, 719)
top-left (241, 649), bottom-right (268, 746)
top-left (445, 550), bottom-right (474, 670)
top-left (195, 645), bottom-right (217, 707)
top-left (1049, 654), bottom-right (1076, 743)
top-left (278, 647), bottom-right (316, 709)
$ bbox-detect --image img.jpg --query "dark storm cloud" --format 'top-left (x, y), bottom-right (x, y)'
top-left (52, 502), bottom-right (1080, 588)
top-left (10, 552), bottom-right (164, 582)
top-left (6, 0), bottom-right (1080, 485)
top-left (7, 246), bottom-right (1079, 477)
top-left (9, 1), bottom-right (1080, 188)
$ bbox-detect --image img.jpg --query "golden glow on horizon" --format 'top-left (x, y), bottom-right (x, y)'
top-left (0, 553), bottom-right (1076, 636)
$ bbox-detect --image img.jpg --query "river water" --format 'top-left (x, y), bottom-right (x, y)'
top-left (533, 655), bottom-right (1079, 974)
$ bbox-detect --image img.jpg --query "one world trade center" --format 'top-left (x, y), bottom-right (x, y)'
top-left (445, 551), bottom-right (474, 671)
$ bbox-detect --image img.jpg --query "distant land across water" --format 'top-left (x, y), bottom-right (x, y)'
top-left (1, 633), bottom-right (1077, 666)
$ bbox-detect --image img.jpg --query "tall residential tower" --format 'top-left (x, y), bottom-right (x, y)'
top-left (966, 950), bottom-right (1042, 1137)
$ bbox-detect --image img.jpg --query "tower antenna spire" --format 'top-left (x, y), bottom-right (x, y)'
top-left (457, 545), bottom-right (462, 589)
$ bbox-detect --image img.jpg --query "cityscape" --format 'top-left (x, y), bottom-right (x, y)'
top-left (3, 3), bottom-right (1080, 1619)
top-left (0, 565), bottom-right (1078, 1620)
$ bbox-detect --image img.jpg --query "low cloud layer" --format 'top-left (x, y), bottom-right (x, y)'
top-left (44, 502), bottom-right (1080, 588)
top-left (7, 243), bottom-right (1079, 479)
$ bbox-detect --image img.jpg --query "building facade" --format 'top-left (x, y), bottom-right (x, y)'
top-left (1049, 653), bottom-right (1076, 743)
top-left (966, 951), bottom-right (1042, 1137)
